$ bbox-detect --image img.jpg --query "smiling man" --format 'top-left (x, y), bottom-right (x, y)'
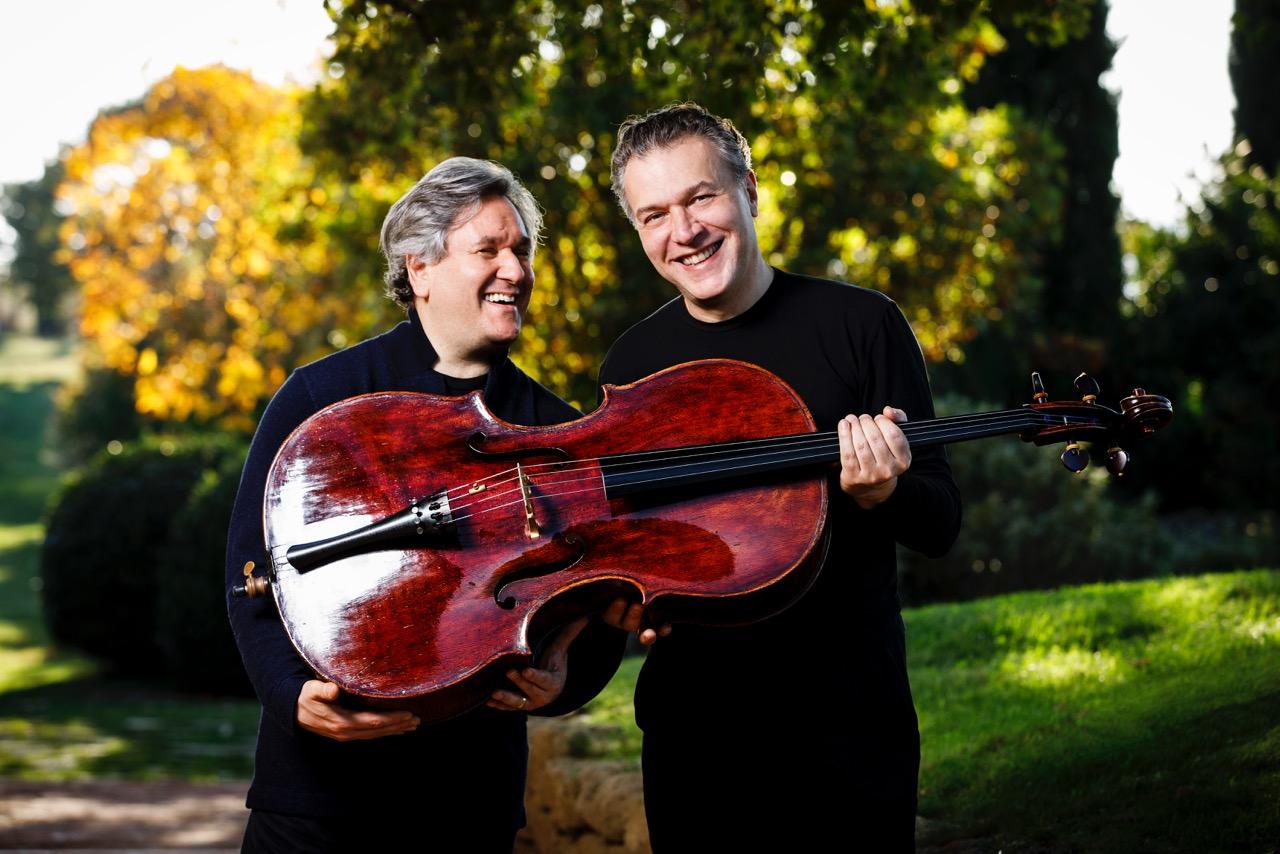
top-left (599, 104), bottom-right (963, 851)
top-left (226, 157), bottom-right (622, 852)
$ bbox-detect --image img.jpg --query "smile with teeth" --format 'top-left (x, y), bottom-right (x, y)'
top-left (677, 240), bottom-right (723, 266)
top-left (484, 293), bottom-right (518, 305)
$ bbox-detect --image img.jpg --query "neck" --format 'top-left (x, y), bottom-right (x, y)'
top-left (415, 303), bottom-right (504, 378)
top-left (684, 257), bottom-right (774, 323)
top-left (599, 407), bottom-right (1044, 497)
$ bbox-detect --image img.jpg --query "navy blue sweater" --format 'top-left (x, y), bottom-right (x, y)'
top-left (226, 311), bottom-right (620, 822)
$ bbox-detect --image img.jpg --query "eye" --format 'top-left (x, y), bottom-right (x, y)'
top-left (642, 211), bottom-right (666, 225)
top-left (692, 193), bottom-right (714, 204)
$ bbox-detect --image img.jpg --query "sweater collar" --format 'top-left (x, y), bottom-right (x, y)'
top-left (387, 307), bottom-right (524, 413)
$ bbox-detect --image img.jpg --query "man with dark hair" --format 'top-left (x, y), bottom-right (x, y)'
top-left (600, 104), bottom-right (962, 850)
top-left (227, 156), bottom-right (623, 851)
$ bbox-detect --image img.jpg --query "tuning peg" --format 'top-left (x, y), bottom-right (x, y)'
top-left (1074, 373), bottom-right (1101, 403)
top-left (1105, 446), bottom-right (1129, 475)
top-left (1060, 442), bottom-right (1089, 473)
top-left (1030, 372), bottom-right (1048, 403)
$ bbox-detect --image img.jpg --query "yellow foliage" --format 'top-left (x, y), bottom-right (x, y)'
top-left (58, 66), bottom-right (386, 427)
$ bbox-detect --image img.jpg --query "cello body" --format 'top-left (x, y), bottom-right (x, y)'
top-left (263, 359), bottom-right (828, 721)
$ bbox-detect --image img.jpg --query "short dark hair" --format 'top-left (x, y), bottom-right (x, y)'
top-left (380, 157), bottom-right (542, 308)
top-left (609, 102), bottom-right (753, 221)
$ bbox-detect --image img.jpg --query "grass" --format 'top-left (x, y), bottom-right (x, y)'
top-left (908, 570), bottom-right (1280, 852)
top-left (575, 572), bottom-right (1280, 852)
top-left (2, 334), bottom-right (1278, 850)
top-left (0, 334), bottom-right (260, 782)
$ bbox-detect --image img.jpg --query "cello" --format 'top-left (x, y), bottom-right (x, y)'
top-left (235, 359), bottom-right (1171, 721)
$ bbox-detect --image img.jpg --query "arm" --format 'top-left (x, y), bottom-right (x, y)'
top-left (225, 373), bottom-right (418, 739)
top-left (846, 302), bottom-right (962, 557)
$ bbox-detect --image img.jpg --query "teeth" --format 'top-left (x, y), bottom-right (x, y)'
top-left (679, 242), bottom-right (721, 266)
top-left (485, 294), bottom-right (517, 304)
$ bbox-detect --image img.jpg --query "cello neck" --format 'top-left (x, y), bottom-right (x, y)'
top-left (599, 408), bottom-right (1042, 497)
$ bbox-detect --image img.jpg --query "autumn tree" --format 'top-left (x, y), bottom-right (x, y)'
top-left (305, 0), bottom-right (1094, 407)
top-left (58, 65), bottom-right (393, 433)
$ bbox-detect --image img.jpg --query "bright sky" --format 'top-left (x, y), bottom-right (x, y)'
top-left (0, 0), bottom-right (1236, 234)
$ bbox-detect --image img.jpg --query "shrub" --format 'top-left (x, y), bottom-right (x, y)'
top-left (898, 394), bottom-right (1173, 604)
top-left (40, 435), bottom-right (244, 675)
top-left (154, 458), bottom-right (252, 694)
top-left (52, 367), bottom-right (141, 464)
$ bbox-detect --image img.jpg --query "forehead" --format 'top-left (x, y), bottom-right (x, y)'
top-left (448, 195), bottom-right (529, 243)
top-left (622, 136), bottom-right (732, 211)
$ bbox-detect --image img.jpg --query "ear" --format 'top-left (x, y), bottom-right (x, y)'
top-left (744, 170), bottom-right (760, 218)
top-left (405, 254), bottom-right (432, 300)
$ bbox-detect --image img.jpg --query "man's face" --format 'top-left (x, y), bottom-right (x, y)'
top-left (621, 135), bottom-right (761, 316)
top-left (407, 195), bottom-right (533, 367)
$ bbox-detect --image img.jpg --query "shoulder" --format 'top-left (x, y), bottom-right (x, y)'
top-left (525, 371), bottom-right (582, 425)
top-left (599, 297), bottom-right (685, 380)
top-left (289, 322), bottom-right (411, 408)
top-left (774, 269), bottom-right (897, 314)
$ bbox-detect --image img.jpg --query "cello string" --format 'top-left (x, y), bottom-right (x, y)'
top-left (443, 411), bottom-right (1074, 520)
top-left (442, 411), bottom-right (1078, 515)
top-left (400, 407), bottom-right (1095, 509)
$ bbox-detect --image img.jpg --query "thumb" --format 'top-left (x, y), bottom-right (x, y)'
top-left (546, 617), bottom-right (590, 662)
top-left (309, 680), bottom-right (341, 701)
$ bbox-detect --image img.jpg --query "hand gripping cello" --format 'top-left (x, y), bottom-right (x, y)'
top-left (235, 360), bottom-right (1171, 722)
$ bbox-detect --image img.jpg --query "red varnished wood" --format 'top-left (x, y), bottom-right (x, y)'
top-left (263, 359), bottom-right (827, 721)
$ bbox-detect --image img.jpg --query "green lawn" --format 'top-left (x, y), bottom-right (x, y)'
top-left (909, 570), bottom-right (1280, 852)
top-left (2, 334), bottom-right (1277, 851)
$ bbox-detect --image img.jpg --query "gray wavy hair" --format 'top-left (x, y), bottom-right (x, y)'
top-left (380, 157), bottom-right (543, 308)
top-left (610, 102), bottom-right (753, 221)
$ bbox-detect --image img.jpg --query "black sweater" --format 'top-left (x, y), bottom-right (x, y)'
top-left (226, 310), bottom-right (621, 822)
top-left (598, 269), bottom-right (962, 733)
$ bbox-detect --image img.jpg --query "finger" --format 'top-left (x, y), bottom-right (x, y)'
top-left (546, 617), bottom-right (590, 659)
top-left (837, 417), bottom-right (860, 476)
top-left (602, 598), bottom-right (628, 629)
top-left (488, 689), bottom-right (529, 711)
top-left (852, 414), bottom-right (882, 470)
top-left (510, 666), bottom-right (557, 694)
top-left (876, 414), bottom-right (911, 465)
top-left (622, 603), bottom-right (646, 632)
top-left (883, 405), bottom-right (909, 423)
top-left (860, 413), bottom-right (895, 469)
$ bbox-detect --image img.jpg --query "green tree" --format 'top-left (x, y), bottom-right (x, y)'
top-left (953, 0), bottom-right (1122, 403)
top-left (306, 0), bottom-right (1093, 407)
top-left (1116, 0), bottom-right (1280, 513)
top-left (1119, 149), bottom-right (1280, 512)
top-left (2, 158), bottom-right (76, 336)
top-left (1231, 0), bottom-right (1280, 176)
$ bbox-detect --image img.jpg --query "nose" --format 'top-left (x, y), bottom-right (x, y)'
top-left (670, 206), bottom-right (702, 245)
top-left (496, 248), bottom-right (528, 283)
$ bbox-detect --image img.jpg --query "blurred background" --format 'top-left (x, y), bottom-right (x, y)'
top-left (0, 1), bottom-right (1276, 851)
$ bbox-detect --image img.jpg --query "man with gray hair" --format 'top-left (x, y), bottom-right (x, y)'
top-left (600, 103), bottom-right (962, 851)
top-left (227, 156), bottom-right (623, 851)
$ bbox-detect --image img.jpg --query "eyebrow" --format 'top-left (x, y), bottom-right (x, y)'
top-left (474, 234), bottom-right (533, 253)
top-left (633, 180), bottom-right (720, 219)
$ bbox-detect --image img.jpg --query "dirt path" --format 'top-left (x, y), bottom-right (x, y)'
top-left (0, 781), bottom-right (245, 850)
top-left (0, 780), bottom-right (1057, 853)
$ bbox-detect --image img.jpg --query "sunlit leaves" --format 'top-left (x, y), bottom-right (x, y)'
top-left (308, 0), bottom-right (1089, 406)
top-left (58, 67), bottom-right (389, 430)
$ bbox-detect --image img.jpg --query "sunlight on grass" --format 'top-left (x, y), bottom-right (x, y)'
top-left (1000, 646), bottom-right (1124, 687)
top-left (0, 717), bottom-right (127, 780)
top-left (0, 336), bottom-right (80, 386)
top-left (0, 647), bottom-right (96, 694)
top-left (0, 524), bottom-right (42, 551)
